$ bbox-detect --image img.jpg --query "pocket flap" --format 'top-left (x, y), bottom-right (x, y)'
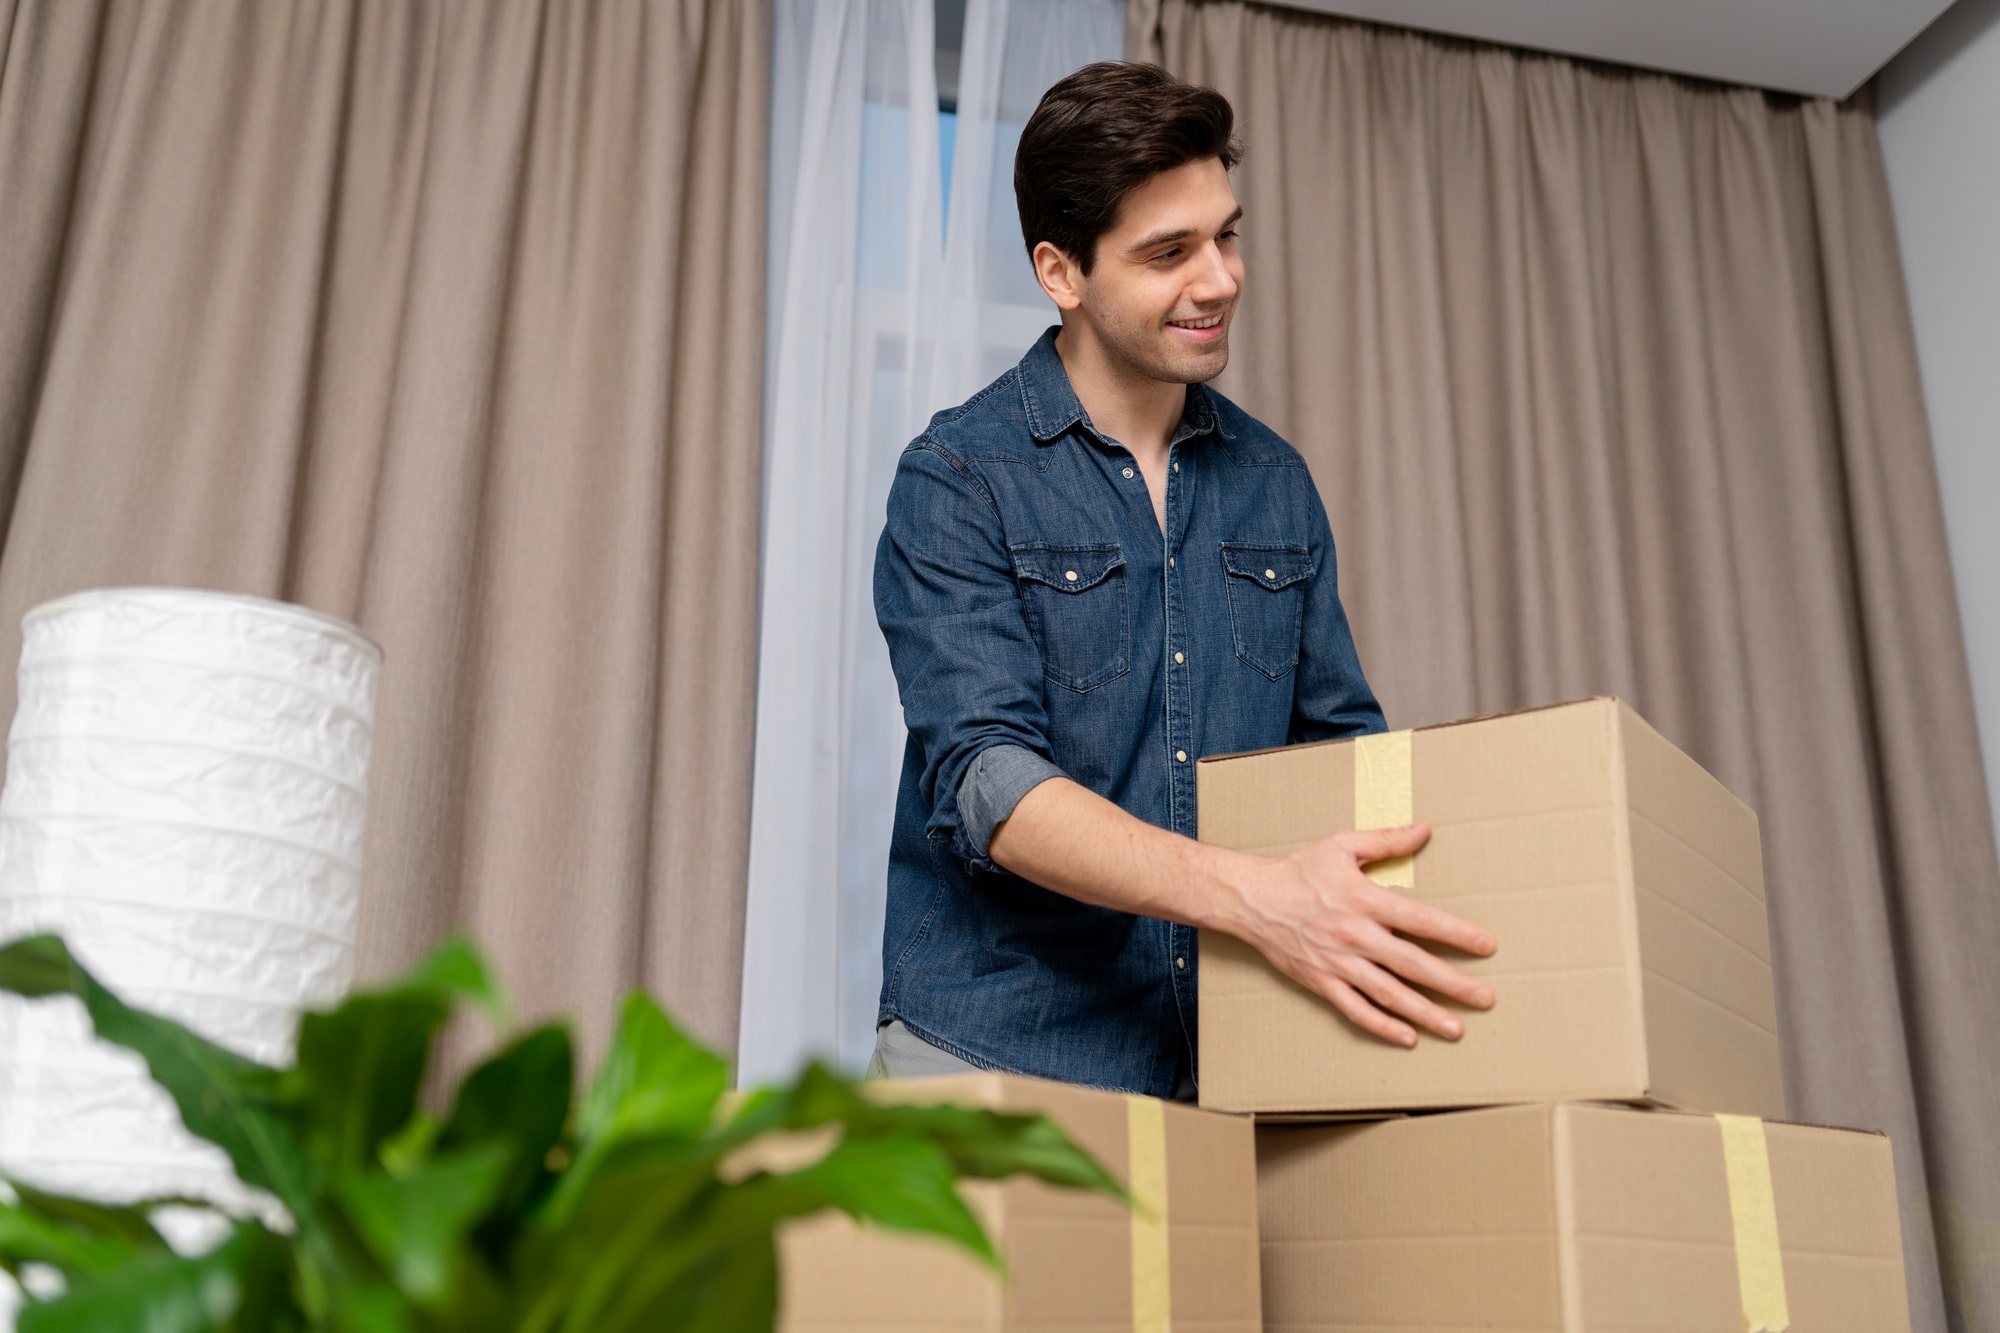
top-left (1013, 543), bottom-right (1126, 593)
top-left (1220, 543), bottom-right (1313, 590)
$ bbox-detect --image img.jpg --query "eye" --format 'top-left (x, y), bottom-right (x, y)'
top-left (1152, 248), bottom-right (1183, 264)
top-left (1220, 228), bottom-right (1239, 241)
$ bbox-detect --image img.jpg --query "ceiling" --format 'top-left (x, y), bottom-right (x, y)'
top-left (1274, 0), bottom-right (1959, 97)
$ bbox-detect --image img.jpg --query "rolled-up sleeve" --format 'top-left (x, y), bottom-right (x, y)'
top-left (1290, 481), bottom-right (1387, 743)
top-left (875, 441), bottom-right (1064, 872)
top-left (957, 744), bottom-right (1063, 863)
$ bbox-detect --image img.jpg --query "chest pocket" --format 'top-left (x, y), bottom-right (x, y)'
top-left (1011, 543), bottom-right (1131, 693)
top-left (1220, 542), bottom-right (1313, 679)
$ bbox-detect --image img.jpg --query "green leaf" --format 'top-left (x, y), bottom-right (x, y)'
top-left (376, 1113), bottom-right (441, 1179)
top-left (721, 1062), bottom-right (1126, 1200)
top-left (0, 1203), bottom-right (138, 1279)
top-left (566, 1138), bottom-right (984, 1333)
top-left (2, 1182), bottom-right (168, 1255)
top-left (0, 937), bottom-right (315, 1211)
top-left (333, 1144), bottom-right (511, 1306)
top-left (576, 993), bottom-right (726, 1147)
top-left (0, 936), bottom-right (73, 998)
top-left (291, 994), bottom-right (450, 1175)
top-left (591, 1227), bottom-right (780, 1333)
top-left (319, 1273), bottom-right (416, 1333)
top-left (17, 1221), bottom-right (294, 1333)
top-left (287, 936), bottom-right (511, 1175)
top-left (665, 1233), bottom-right (779, 1333)
top-left (435, 1025), bottom-right (573, 1249)
top-left (851, 1102), bottom-right (1128, 1197)
top-left (511, 1138), bottom-right (729, 1333)
top-left (288, 1214), bottom-right (411, 1333)
top-left (539, 994), bottom-right (727, 1227)
top-left (775, 1133), bottom-right (996, 1265)
top-left (540, 1121), bottom-right (989, 1329)
top-left (382, 936), bottom-right (511, 1033)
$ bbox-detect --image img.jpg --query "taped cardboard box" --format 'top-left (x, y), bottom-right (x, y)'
top-left (775, 1072), bottom-right (1261, 1332)
top-left (1197, 697), bottom-right (1785, 1117)
top-left (1256, 1103), bottom-right (1911, 1333)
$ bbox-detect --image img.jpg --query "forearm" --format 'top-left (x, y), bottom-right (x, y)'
top-left (986, 773), bottom-right (1493, 1046)
top-left (985, 775), bottom-right (1266, 934)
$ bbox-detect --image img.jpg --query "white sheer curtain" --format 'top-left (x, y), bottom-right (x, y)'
top-left (741, 0), bottom-right (1122, 1083)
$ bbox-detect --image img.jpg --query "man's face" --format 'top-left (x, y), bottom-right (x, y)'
top-left (1065, 157), bottom-right (1244, 385)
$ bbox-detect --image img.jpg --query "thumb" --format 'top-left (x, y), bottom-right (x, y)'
top-left (1330, 822), bottom-right (1430, 864)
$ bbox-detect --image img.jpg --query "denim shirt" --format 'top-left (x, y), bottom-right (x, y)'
top-left (872, 327), bottom-right (1384, 1097)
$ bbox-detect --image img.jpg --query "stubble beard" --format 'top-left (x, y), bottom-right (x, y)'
top-left (1100, 310), bottom-right (1232, 387)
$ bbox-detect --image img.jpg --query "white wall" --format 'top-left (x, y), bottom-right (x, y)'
top-left (1876, 0), bottom-right (2000, 844)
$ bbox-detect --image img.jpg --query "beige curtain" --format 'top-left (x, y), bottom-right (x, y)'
top-left (1132, 2), bottom-right (2000, 1328)
top-left (0, 0), bottom-right (768, 1060)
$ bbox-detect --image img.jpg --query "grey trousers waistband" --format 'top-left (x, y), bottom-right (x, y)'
top-left (865, 1019), bottom-right (982, 1079)
top-left (865, 1019), bottom-right (1197, 1102)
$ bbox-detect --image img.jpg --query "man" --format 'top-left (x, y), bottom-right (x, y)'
top-left (869, 62), bottom-right (1495, 1099)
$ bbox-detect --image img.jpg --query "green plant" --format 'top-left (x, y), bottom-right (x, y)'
top-left (0, 933), bottom-right (1124, 1332)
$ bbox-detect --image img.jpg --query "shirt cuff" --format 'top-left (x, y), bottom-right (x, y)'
top-left (956, 744), bottom-right (1065, 871)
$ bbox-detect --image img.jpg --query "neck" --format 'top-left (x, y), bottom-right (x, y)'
top-left (1054, 322), bottom-right (1186, 462)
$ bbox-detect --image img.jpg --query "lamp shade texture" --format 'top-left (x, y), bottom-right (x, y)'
top-left (0, 588), bottom-right (382, 1215)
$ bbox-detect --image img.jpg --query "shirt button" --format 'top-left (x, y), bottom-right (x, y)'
top-left (1176, 956), bottom-right (1187, 969)
top-left (1168, 556), bottom-right (1176, 568)
top-left (1173, 462), bottom-right (1180, 473)
top-left (1064, 570), bottom-right (1078, 582)
top-left (1122, 467), bottom-right (1135, 479)
top-left (1264, 568), bottom-right (1277, 580)
top-left (1175, 750), bottom-right (1188, 763)
top-left (1174, 651), bottom-right (1185, 664)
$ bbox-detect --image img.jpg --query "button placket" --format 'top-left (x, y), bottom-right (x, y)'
top-left (1161, 440), bottom-right (1198, 1054)
top-left (1163, 442), bottom-right (1194, 838)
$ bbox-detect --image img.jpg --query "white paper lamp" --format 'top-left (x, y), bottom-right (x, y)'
top-left (0, 588), bottom-right (382, 1229)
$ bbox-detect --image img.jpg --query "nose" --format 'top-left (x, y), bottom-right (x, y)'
top-left (1189, 238), bottom-right (1239, 307)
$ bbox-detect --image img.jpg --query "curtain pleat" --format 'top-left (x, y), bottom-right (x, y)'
top-left (1136, 3), bottom-right (2000, 1328)
top-left (0, 0), bottom-right (768, 1061)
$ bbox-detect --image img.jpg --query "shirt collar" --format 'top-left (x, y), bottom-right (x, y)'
top-left (1018, 325), bottom-right (1220, 447)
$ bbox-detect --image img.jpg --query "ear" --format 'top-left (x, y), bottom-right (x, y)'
top-left (1032, 241), bottom-right (1086, 312)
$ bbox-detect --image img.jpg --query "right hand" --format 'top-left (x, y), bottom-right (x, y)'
top-left (1234, 822), bottom-right (1497, 1048)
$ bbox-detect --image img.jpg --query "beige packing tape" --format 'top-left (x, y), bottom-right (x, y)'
top-left (1354, 729), bottom-right (1416, 887)
top-left (1127, 1095), bottom-right (1170, 1333)
top-left (1714, 1114), bottom-right (1792, 1332)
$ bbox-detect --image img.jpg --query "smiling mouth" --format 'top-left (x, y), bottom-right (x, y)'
top-left (1168, 314), bottom-right (1225, 330)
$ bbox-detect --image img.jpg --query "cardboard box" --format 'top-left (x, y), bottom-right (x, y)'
top-left (776, 1072), bottom-right (1261, 1331)
top-left (1256, 1104), bottom-right (1911, 1333)
top-left (1197, 698), bottom-right (1785, 1117)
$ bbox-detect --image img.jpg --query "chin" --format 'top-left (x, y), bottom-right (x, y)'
top-left (1166, 343), bottom-right (1229, 385)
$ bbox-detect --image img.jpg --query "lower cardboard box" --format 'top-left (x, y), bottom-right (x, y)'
top-left (1257, 1102), bottom-right (1910, 1333)
top-left (775, 1072), bottom-right (1261, 1332)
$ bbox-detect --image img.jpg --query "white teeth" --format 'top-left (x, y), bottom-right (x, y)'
top-left (1171, 315), bottom-right (1223, 330)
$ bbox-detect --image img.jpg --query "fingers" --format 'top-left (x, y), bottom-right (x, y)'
top-left (1374, 933), bottom-right (1494, 1011)
top-left (1317, 959), bottom-right (1461, 1046)
top-left (1329, 822), bottom-right (1431, 865)
top-left (1367, 890), bottom-right (1497, 957)
top-left (1320, 975), bottom-right (1417, 1048)
top-left (1341, 957), bottom-right (1467, 1041)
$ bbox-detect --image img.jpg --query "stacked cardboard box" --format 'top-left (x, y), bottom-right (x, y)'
top-left (776, 1071), bottom-right (1262, 1331)
top-left (1196, 698), bottom-right (1915, 1331)
top-left (1256, 1103), bottom-right (1910, 1332)
top-left (779, 699), bottom-right (1911, 1328)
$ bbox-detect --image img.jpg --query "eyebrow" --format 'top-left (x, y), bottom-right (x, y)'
top-left (1126, 206), bottom-right (1245, 257)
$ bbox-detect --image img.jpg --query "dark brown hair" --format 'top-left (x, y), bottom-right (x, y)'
top-left (1014, 62), bottom-right (1242, 274)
